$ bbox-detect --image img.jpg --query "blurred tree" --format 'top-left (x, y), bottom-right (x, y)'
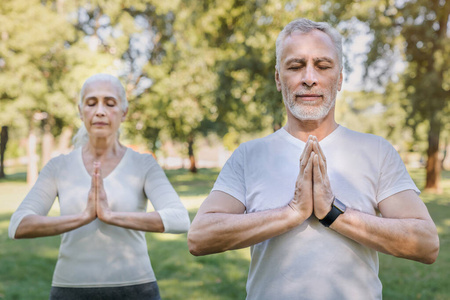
top-left (6, 0), bottom-right (445, 182)
top-left (0, 0), bottom-right (76, 184)
top-left (0, 126), bottom-right (8, 178)
top-left (190, 0), bottom-right (356, 139)
top-left (60, 0), bottom-right (183, 159)
top-left (352, 0), bottom-right (450, 192)
top-left (147, 0), bottom-right (219, 172)
top-left (138, 0), bottom-right (368, 171)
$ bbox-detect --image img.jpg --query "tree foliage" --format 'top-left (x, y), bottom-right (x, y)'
top-left (348, 0), bottom-right (450, 191)
top-left (0, 0), bottom-right (448, 180)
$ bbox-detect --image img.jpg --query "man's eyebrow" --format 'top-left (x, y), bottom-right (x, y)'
top-left (285, 58), bottom-right (306, 65)
top-left (313, 57), bottom-right (335, 64)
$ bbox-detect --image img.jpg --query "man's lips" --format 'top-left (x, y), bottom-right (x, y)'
top-left (296, 94), bottom-right (322, 101)
top-left (92, 122), bottom-right (108, 126)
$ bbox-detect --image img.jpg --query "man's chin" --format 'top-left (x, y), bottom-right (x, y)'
top-left (295, 116), bottom-right (323, 121)
top-left (289, 109), bottom-right (325, 121)
top-left (288, 103), bottom-right (335, 121)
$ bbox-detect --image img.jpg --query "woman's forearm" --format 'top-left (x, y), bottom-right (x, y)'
top-left (14, 213), bottom-right (94, 239)
top-left (100, 211), bottom-right (165, 233)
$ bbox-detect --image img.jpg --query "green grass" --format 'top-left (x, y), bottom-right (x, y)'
top-left (0, 167), bottom-right (449, 299)
top-left (378, 169), bottom-right (450, 300)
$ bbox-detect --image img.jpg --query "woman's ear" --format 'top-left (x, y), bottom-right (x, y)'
top-left (121, 108), bottom-right (128, 121)
top-left (78, 105), bottom-right (83, 120)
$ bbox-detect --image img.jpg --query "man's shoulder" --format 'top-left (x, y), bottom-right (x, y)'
top-left (338, 126), bottom-right (387, 145)
top-left (238, 130), bottom-right (285, 151)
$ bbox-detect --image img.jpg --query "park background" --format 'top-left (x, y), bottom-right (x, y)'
top-left (0, 0), bottom-right (449, 299)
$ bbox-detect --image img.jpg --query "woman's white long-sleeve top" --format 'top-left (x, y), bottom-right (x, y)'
top-left (9, 147), bottom-right (190, 287)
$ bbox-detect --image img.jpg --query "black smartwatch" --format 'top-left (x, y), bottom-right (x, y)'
top-left (319, 198), bottom-right (346, 227)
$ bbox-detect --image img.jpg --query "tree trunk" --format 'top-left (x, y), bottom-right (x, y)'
top-left (441, 136), bottom-right (450, 171)
top-left (56, 0), bottom-right (64, 15)
top-left (27, 128), bottom-right (39, 187)
top-left (41, 123), bottom-right (54, 168)
top-left (273, 122), bottom-right (282, 132)
top-left (188, 134), bottom-right (197, 173)
top-left (57, 126), bottom-right (73, 153)
top-left (0, 126), bottom-right (8, 178)
top-left (424, 119), bottom-right (441, 192)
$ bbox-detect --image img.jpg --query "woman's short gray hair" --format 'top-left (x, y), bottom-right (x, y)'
top-left (72, 74), bottom-right (128, 147)
top-left (275, 18), bottom-right (343, 70)
top-left (78, 73), bottom-right (128, 111)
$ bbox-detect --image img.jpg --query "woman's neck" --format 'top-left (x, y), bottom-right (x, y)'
top-left (83, 137), bottom-right (125, 160)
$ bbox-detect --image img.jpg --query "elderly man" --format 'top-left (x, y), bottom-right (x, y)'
top-left (188, 18), bottom-right (439, 300)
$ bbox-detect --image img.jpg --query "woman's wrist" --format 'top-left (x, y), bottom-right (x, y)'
top-left (98, 210), bottom-right (114, 224)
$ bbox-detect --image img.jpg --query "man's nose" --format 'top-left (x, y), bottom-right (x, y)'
top-left (302, 65), bottom-right (318, 87)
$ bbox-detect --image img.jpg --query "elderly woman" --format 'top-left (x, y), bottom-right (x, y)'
top-left (9, 74), bottom-right (190, 299)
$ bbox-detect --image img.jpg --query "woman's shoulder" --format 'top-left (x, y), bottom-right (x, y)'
top-left (124, 147), bottom-right (158, 169)
top-left (37, 148), bottom-right (80, 178)
top-left (45, 148), bottom-right (78, 165)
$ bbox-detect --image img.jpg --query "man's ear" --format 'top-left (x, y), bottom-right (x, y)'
top-left (275, 68), bottom-right (282, 92)
top-left (337, 70), bottom-right (343, 92)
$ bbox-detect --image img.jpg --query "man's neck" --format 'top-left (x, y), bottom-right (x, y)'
top-left (283, 113), bottom-right (338, 142)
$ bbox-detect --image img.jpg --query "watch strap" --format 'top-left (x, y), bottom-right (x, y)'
top-left (319, 198), bottom-right (346, 227)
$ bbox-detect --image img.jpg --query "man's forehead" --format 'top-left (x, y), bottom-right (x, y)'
top-left (84, 80), bottom-right (119, 94)
top-left (281, 30), bottom-right (338, 63)
top-left (285, 29), bottom-right (331, 42)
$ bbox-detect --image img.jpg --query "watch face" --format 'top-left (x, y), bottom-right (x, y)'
top-left (333, 198), bottom-right (346, 213)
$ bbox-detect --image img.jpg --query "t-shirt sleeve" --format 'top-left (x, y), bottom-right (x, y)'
top-left (211, 144), bottom-right (247, 207)
top-left (143, 156), bottom-right (190, 234)
top-left (376, 138), bottom-right (420, 203)
top-left (8, 157), bottom-right (59, 239)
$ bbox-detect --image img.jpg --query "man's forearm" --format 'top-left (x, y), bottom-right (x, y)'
top-left (330, 209), bottom-right (439, 264)
top-left (188, 206), bottom-right (305, 256)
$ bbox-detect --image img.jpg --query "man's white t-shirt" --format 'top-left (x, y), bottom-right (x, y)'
top-left (212, 126), bottom-right (419, 300)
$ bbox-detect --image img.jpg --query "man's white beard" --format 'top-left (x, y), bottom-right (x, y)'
top-left (284, 96), bottom-right (336, 121)
top-left (281, 81), bottom-right (337, 121)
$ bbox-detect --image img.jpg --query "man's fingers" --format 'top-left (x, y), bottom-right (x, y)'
top-left (300, 136), bottom-right (314, 172)
top-left (312, 139), bottom-right (328, 178)
top-left (312, 137), bottom-right (327, 170)
top-left (303, 151), bottom-right (314, 180)
top-left (300, 136), bottom-right (314, 161)
top-left (313, 153), bottom-right (322, 181)
top-left (319, 152), bottom-right (327, 177)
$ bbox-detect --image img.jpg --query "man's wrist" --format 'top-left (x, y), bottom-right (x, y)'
top-left (285, 204), bottom-right (310, 228)
top-left (319, 198), bottom-right (346, 227)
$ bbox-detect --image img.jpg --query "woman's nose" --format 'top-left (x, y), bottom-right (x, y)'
top-left (95, 104), bottom-right (106, 116)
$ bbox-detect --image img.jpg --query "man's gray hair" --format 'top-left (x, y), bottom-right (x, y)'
top-left (275, 18), bottom-right (343, 70)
